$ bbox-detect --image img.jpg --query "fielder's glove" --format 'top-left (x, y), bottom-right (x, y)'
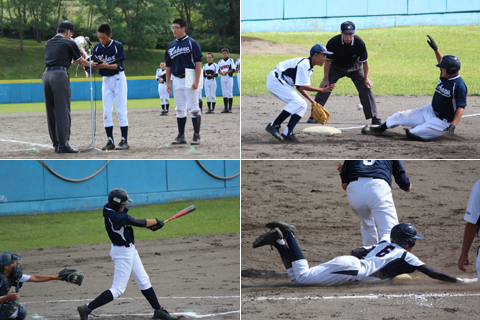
top-left (444, 124), bottom-right (455, 136)
top-left (58, 268), bottom-right (84, 286)
top-left (426, 35), bottom-right (438, 51)
top-left (311, 102), bottom-right (330, 125)
top-left (149, 218), bottom-right (164, 231)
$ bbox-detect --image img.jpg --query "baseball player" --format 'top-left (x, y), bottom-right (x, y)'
top-left (308, 21), bottom-right (381, 125)
top-left (235, 57), bottom-right (240, 92)
top-left (362, 35), bottom-right (467, 140)
top-left (218, 48), bottom-right (235, 113)
top-left (265, 44), bottom-right (336, 143)
top-left (458, 179), bottom-right (480, 284)
top-left (156, 61), bottom-right (170, 116)
top-left (253, 221), bottom-right (473, 286)
top-left (77, 188), bottom-right (177, 320)
top-left (165, 18), bottom-right (203, 145)
top-left (203, 53), bottom-right (218, 114)
top-left (340, 160), bottom-right (411, 245)
top-left (0, 252), bottom-right (83, 320)
top-left (93, 23), bottom-right (130, 151)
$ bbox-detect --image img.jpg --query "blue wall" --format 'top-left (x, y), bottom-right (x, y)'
top-left (241, 0), bottom-right (480, 32)
top-left (0, 160), bottom-right (240, 216)
top-left (0, 76), bottom-right (240, 104)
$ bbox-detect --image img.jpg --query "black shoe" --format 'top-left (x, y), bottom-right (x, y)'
top-left (371, 117), bottom-right (382, 125)
top-left (191, 133), bottom-right (200, 145)
top-left (57, 147), bottom-right (79, 153)
top-left (206, 109), bottom-right (213, 114)
top-left (172, 134), bottom-right (187, 144)
top-left (153, 307), bottom-right (178, 320)
top-left (281, 133), bottom-right (302, 143)
top-left (404, 128), bottom-right (424, 141)
top-left (160, 110), bottom-right (166, 116)
top-left (252, 228), bottom-right (283, 248)
top-left (228, 109), bottom-right (232, 113)
top-left (265, 221), bottom-right (296, 237)
top-left (307, 117), bottom-right (317, 124)
top-left (116, 140), bottom-right (130, 150)
top-left (361, 125), bottom-right (386, 135)
top-left (77, 304), bottom-right (91, 320)
top-left (265, 124), bottom-right (283, 141)
top-left (101, 141), bottom-right (115, 150)
top-left (221, 108), bottom-right (228, 113)
top-left (164, 111), bottom-right (169, 116)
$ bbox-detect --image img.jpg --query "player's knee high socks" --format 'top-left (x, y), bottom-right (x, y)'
top-left (141, 287), bottom-right (161, 310)
top-left (223, 97), bottom-right (228, 109)
top-left (120, 126), bottom-right (128, 142)
top-left (273, 242), bottom-right (293, 269)
top-left (105, 126), bottom-right (114, 143)
top-left (273, 110), bottom-right (291, 127)
top-left (212, 102), bottom-right (216, 110)
top-left (199, 99), bottom-right (203, 111)
top-left (285, 232), bottom-right (306, 261)
top-left (177, 117), bottom-right (187, 135)
top-left (207, 102), bottom-right (211, 110)
top-left (286, 114), bottom-right (301, 135)
top-left (166, 104), bottom-right (169, 112)
top-left (228, 98), bottom-right (233, 110)
top-left (192, 116), bottom-right (201, 134)
top-left (87, 289), bottom-right (114, 311)
top-left (161, 104), bottom-right (165, 112)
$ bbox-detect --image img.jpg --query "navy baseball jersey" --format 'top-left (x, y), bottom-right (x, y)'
top-left (273, 57), bottom-right (314, 87)
top-left (93, 40), bottom-right (126, 76)
top-left (341, 160), bottom-right (409, 190)
top-left (164, 35), bottom-right (203, 77)
top-left (432, 74), bottom-right (467, 122)
top-left (103, 205), bottom-right (135, 246)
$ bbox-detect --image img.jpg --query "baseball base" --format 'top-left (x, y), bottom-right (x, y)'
top-left (392, 274), bottom-right (413, 284)
top-left (303, 126), bottom-right (342, 136)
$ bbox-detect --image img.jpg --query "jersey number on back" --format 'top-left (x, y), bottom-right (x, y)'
top-left (375, 245), bottom-right (396, 258)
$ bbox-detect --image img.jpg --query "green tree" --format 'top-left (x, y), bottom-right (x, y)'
top-left (170, 0), bottom-right (198, 36)
top-left (29, 0), bottom-right (56, 42)
top-left (6, 0), bottom-right (29, 50)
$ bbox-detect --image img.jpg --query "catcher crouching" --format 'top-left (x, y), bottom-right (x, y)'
top-left (0, 252), bottom-right (83, 319)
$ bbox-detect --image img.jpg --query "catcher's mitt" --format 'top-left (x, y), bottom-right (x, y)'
top-left (58, 268), bottom-right (84, 286)
top-left (312, 102), bottom-right (330, 125)
top-left (148, 218), bottom-right (164, 231)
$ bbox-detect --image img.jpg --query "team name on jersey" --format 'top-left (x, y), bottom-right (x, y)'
top-left (168, 46), bottom-right (191, 59)
top-left (96, 54), bottom-right (117, 65)
top-left (435, 81), bottom-right (451, 97)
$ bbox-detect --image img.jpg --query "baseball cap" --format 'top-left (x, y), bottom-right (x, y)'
top-left (58, 20), bottom-right (74, 32)
top-left (341, 21), bottom-right (355, 34)
top-left (310, 44), bottom-right (333, 56)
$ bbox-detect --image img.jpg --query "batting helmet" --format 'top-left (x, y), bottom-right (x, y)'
top-left (108, 188), bottom-right (133, 210)
top-left (436, 55), bottom-right (461, 75)
top-left (390, 223), bottom-right (424, 249)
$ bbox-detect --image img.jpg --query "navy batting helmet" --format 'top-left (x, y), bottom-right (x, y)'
top-left (436, 55), bottom-right (461, 75)
top-left (390, 223), bottom-right (424, 249)
top-left (108, 188), bottom-right (133, 210)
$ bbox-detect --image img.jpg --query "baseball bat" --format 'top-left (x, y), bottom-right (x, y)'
top-left (164, 205), bottom-right (196, 224)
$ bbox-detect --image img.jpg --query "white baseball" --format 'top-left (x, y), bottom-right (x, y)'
top-left (356, 104), bottom-right (363, 111)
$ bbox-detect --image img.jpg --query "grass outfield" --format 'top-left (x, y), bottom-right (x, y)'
top-left (242, 25), bottom-right (480, 96)
top-left (0, 96), bottom-right (240, 113)
top-left (0, 197), bottom-right (239, 251)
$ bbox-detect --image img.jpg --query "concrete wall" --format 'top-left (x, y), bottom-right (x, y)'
top-left (0, 160), bottom-right (240, 216)
top-left (0, 76), bottom-right (240, 104)
top-left (241, 0), bottom-right (480, 32)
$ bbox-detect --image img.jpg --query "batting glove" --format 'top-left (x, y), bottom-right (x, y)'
top-left (427, 35), bottom-right (438, 51)
top-left (444, 124), bottom-right (455, 136)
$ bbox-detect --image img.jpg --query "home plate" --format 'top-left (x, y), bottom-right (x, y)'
top-left (303, 126), bottom-right (342, 136)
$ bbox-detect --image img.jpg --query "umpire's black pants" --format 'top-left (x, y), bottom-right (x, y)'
top-left (314, 65), bottom-right (378, 119)
top-left (42, 69), bottom-right (72, 151)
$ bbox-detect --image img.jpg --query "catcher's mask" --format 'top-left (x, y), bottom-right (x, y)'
top-left (390, 223), bottom-right (424, 249)
top-left (0, 252), bottom-right (21, 272)
top-left (108, 188), bottom-right (133, 210)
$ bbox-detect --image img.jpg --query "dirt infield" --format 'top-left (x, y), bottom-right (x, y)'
top-left (241, 94), bottom-right (480, 159)
top-left (16, 234), bottom-right (239, 319)
top-left (0, 106), bottom-right (240, 159)
top-left (241, 160), bottom-right (480, 320)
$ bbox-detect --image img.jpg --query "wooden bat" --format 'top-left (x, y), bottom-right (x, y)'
top-left (164, 205), bottom-right (196, 224)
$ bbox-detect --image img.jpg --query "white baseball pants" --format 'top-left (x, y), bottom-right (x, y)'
top-left (287, 256), bottom-right (366, 286)
top-left (204, 79), bottom-right (217, 102)
top-left (158, 83), bottom-right (169, 105)
top-left (237, 72), bottom-right (240, 92)
top-left (109, 244), bottom-right (152, 299)
top-left (220, 75), bottom-right (233, 98)
top-left (102, 71), bottom-right (128, 127)
top-left (346, 177), bottom-right (399, 246)
top-left (385, 103), bottom-right (450, 140)
top-left (266, 71), bottom-right (308, 117)
top-left (172, 77), bottom-right (201, 118)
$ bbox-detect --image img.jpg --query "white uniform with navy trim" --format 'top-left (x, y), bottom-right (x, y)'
top-left (203, 62), bottom-right (218, 102)
top-left (156, 68), bottom-right (169, 104)
top-left (235, 58), bottom-right (240, 92)
top-left (464, 179), bottom-right (480, 284)
top-left (218, 57), bottom-right (235, 98)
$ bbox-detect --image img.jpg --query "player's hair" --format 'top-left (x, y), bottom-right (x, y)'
top-left (57, 28), bottom-right (68, 34)
top-left (172, 18), bottom-right (187, 29)
top-left (207, 53), bottom-right (214, 58)
top-left (221, 48), bottom-right (230, 53)
top-left (97, 23), bottom-right (112, 35)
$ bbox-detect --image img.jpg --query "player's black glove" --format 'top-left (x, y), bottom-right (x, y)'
top-left (426, 35), bottom-right (438, 51)
top-left (444, 124), bottom-right (455, 136)
top-left (149, 218), bottom-right (164, 231)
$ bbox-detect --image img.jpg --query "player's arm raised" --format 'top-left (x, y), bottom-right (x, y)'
top-left (427, 35), bottom-right (443, 63)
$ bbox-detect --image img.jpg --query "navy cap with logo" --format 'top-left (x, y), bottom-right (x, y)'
top-left (58, 20), bottom-right (74, 33)
top-left (310, 44), bottom-right (333, 56)
top-left (341, 21), bottom-right (355, 34)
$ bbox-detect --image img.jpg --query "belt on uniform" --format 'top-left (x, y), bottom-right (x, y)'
top-left (45, 66), bottom-right (67, 71)
top-left (113, 242), bottom-right (134, 248)
top-left (349, 177), bottom-right (384, 183)
top-left (175, 74), bottom-right (185, 78)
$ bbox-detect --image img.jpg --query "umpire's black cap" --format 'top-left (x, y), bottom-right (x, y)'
top-left (341, 21), bottom-right (355, 34)
top-left (58, 20), bottom-right (74, 33)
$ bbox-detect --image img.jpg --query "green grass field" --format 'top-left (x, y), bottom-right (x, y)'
top-left (0, 197), bottom-right (239, 251)
top-left (0, 96), bottom-right (241, 113)
top-left (0, 37), bottom-right (239, 80)
top-left (242, 25), bottom-right (480, 96)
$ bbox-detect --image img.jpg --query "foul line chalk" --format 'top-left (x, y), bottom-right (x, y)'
top-left (31, 310), bottom-right (239, 320)
top-left (0, 139), bottom-right (53, 149)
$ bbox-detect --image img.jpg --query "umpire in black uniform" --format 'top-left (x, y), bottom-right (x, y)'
top-left (308, 21), bottom-right (381, 125)
top-left (43, 20), bottom-right (95, 153)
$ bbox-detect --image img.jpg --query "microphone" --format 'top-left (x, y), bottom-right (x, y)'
top-left (84, 36), bottom-right (92, 46)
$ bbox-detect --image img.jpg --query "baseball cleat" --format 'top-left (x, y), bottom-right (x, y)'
top-left (265, 221), bottom-right (296, 237)
top-left (371, 117), bottom-right (382, 125)
top-left (265, 124), bottom-right (283, 141)
top-left (153, 307), bottom-right (178, 320)
top-left (172, 134), bottom-right (187, 144)
top-left (404, 128), bottom-right (424, 141)
top-left (252, 227), bottom-right (283, 248)
top-left (101, 141), bottom-right (115, 150)
top-left (116, 140), bottom-right (130, 150)
top-left (206, 109), bottom-right (213, 114)
top-left (361, 125), bottom-right (385, 135)
top-left (281, 133), bottom-right (302, 143)
top-left (227, 109), bottom-right (232, 113)
top-left (307, 117), bottom-right (317, 124)
top-left (160, 110), bottom-right (166, 116)
top-left (220, 108), bottom-right (228, 113)
top-left (77, 304), bottom-right (91, 320)
top-left (191, 133), bottom-right (201, 145)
